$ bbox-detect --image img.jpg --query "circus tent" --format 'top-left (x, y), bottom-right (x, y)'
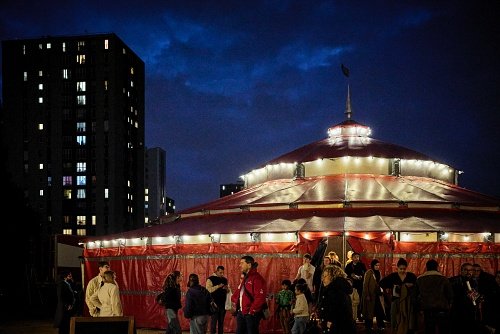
top-left (82, 93), bottom-right (500, 331)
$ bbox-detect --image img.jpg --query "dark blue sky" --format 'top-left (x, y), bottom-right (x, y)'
top-left (1, 1), bottom-right (499, 211)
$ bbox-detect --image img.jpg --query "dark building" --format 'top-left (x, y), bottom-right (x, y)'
top-left (219, 181), bottom-right (244, 198)
top-left (145, 147), bottom-right (168, 222)
top-left (1, 34), bottom-right (145, 274)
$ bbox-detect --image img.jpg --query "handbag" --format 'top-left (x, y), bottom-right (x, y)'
top-left (262, 304), bottom-right (271, 319)
top-left (210, 300), bottom-right (219, 314)
top-left (225, 288), bottom-right (233, 311)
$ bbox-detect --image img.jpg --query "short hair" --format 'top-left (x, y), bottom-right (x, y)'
top-left (281, 279), bottom-right (292, 287)
top-left (60, 270), bottom-right (71, 279)
top-left (216, 265), bottom-right (225, 271)
top-left (102, 270), bottom-right (115, 283)
top-left (303, 253), bottom-right (312, 260)
top-left (426, 259), bottom-right (438, 271)
top-left (296, 278), bottom-right (307, 285)
top-left (295, 283), bottom-right (307, 293)
top-left (397, 258), bottom-right (408, 267)
top-left (352, 252), bottom-right (361, 257)
top-left (98, 261), bottom-right (110, 268)
top-left (370, 259), bottom-right (380, 269)
top-left (461, 262), bottom-right (472, 270)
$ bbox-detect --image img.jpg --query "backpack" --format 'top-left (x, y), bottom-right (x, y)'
top-left (156, 291), bottom-right (167, 306)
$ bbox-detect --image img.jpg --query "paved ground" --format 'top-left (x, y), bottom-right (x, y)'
top-left (0, 317), bottom-right (388, 334)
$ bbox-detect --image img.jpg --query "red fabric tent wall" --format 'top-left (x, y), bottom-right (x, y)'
top-left (348, 234), bottom-right (500, 277)
top-left (83, 239), bottom-right (319, 332)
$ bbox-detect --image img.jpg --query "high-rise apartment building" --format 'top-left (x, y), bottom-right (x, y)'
top-left (145, 147), bottom-right (167, 223)
top-left (1, 33), bottom-right (145, 241)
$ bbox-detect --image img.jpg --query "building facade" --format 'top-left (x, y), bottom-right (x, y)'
top-left (1, 33), bottom-right (145, 242)
top-left (145, 147), bottom-right (167, 223)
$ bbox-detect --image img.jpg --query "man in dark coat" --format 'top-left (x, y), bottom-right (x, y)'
top-left (54, 271), bottom-right (75, 334)
top-left (416, 259), bottom-right (453, 334)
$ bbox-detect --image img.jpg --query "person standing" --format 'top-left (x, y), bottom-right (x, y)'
top-left (362, 259), bottom-right (386, 332)
top-left (206, 265), bottom-right (229, 334)
top-left (449, 263), bottom-right (478, 333)
top-left (90, 270), bottom-right (123, 316)
top-left (85, 261), bottom-right (110, 317)
top-left (415, 259), bottom-right (453, 334)
top-left (379, 258), bottom-right (417, 334)
top-left (294, 254), bottom-right (315, 292)
top-left (53, 271), bottom-right (75, 334)
top-left (161, 271), bottom-right (183, 334)
top-left (275, 279), bottom-right (294, 334)
top-left (231, 255), bottom-right (268, 334)
top-left (316, 265), bottom-right (355, 334)
top-left (184, 273), bottom-right (211, 334)
top-left (290, 283), bottom-right (309, 334)
top-left (344, 252), bottom-right (366, 321)
top-left (312, 255), bottom-right (332, 301)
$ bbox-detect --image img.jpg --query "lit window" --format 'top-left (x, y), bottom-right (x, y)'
top-left (39, 44), bottom-right (43, 49)
top-left (76, 162), bottom-right (86, 172)
top-left (77, 229), bottom-right (86, 236)
top-left (105, 188), bottom-right (109, 199)
top-left (76, 136), bottom-right (86, 145)
top-left (77, 122), bottom-right (86, 132)
top-left (39, 189), bottom-right (44, 196)
top-left (104, 39), bottom-right (109, 49)
top-left (130, 80), bottom-right (134, 87)
top-left (104, 80), bottom-right (108, 91)
top-left (63, 176), bottom-right (72, 186)
top-left (47, 176), bottom-right (52, 186)
top-left (64, 189), bottom-right (72, 199)
top-left (23, 45), bottom-right (26, 55)
top-left (38, 124), bottom-right (43, 130)
top-left (77, 41), bottom-right (85, 51)
top-left (64, 216), bottom-right (70, 223)
top-left (77, 81), bottom-right (86, 92)
top-left (123, 48), bottom-right (126, 54)
top-left (77, 189), bottom-right (86, 199)
top-left (62, 42), bottom-right (66, 52)
top-left (24, 72), bottom-right (28, 81)
top-left (62, 69), bottom-right (69, 79)
top-left (92, 216), bottom-right (96, 225)
top-left (39, 83), bottom-right (43, 90)
top-left (130, 67), bottom-right (134, 75)
top-left (77, 216), bottom-right (86, 225)
top-left (39, 70), bottom-right (43, 77)
top-left (39, 163), bottom-right (43, 170)
top-left (39, 97), bottom-right (43, 104)
top-left (77, 54), bottom-right (86, 64)
top-left (77, 176), bottom-right (86, 185)
top-left (63, 229), bottom-right (72, 235)
top-left (47, 43), bottom-right (51, 49)
top-left (77, 95), bottom-right (86, 105)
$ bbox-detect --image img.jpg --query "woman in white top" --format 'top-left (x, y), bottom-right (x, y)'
top-left (90, 270), bottom-right (123, 316)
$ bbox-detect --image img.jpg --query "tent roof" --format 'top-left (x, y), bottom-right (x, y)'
top-left (183, 174), bottom-right (500, 213)
top-left (85, 174), bottom-right (500, 242)
top-left (260, 120), bottom-right (435, 167)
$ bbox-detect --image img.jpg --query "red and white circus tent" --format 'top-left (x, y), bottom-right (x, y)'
top-left (82, 109), bottom-right (500, 331)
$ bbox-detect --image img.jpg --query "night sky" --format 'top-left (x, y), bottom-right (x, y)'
top-left (1, 1), bottom-right (499, 211)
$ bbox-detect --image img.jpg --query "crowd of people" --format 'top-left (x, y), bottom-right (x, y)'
top-left (53, 254), bottom-right (500, 334)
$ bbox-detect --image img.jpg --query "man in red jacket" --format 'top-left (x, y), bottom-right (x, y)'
top-left (232, 255), bottom-right (268, 334)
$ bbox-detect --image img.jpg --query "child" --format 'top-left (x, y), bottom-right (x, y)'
top-left (291, 283), bottom-right (309, 334)
top-left (275, 279), bottom-right (294, 334)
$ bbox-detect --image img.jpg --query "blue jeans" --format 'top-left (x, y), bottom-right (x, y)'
top-left (166, 308), bottom-right (181, 334)
top-left (190, 315), bottom-right (209, 334)
top-left (291, 316), bottom-right (308, 334)
top-left (236, 312), bottom-right (261, 334)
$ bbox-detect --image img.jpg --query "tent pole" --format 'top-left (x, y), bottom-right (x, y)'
top-left (342, 231), bottom-right (346, 266)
